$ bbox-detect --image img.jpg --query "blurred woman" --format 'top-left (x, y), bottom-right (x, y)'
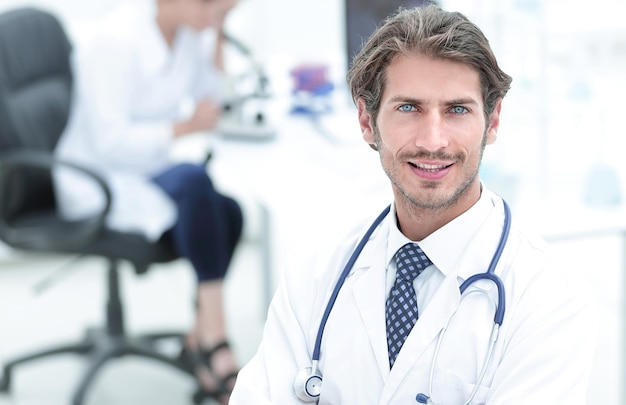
top-left (54, 0), bottom-right (241, 402)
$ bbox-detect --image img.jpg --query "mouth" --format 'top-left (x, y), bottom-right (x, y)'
top-left (407, 161), bottom-right (454, 181)
top-left (408, 162), bottom-right (453, 172)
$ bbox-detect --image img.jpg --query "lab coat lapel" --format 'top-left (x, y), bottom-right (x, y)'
top-left (380, 273), bottom-right (461, 402)
top-left (352, 226), bottom-right (390, 381)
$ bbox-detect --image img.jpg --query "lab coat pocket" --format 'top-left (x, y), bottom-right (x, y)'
top-left (430, 367), bottom-right (489, 404)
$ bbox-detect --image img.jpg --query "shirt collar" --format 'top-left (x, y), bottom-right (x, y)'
top-left (386, 187), bottom-right (496, 277)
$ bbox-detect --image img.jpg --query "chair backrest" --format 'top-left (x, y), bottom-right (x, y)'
top-left (0, 7), bottom-right (73, 219)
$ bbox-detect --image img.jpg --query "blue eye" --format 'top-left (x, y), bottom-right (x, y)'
top-left (450, 106), bottom-right (468, 114)
top-left (399, 104), bottom-right (416, 112)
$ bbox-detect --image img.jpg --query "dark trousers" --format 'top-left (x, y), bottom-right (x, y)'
top-left (153, 163), bottom-right (243, 282)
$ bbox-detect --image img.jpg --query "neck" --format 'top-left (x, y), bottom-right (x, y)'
top-left (395, 182), bottom-right (481, 241)
top-left (155, 1), bottom-right (178, 47)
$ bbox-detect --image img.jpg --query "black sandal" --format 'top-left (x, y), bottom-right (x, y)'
top-left (185, 341), bottom-right (239, 404)
top-left (177, 346), bottom-right (201, 374)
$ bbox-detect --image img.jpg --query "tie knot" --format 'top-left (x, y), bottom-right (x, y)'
top-left (395, 243), bottom-right (430, 281)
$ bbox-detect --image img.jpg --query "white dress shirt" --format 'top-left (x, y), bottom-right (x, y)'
top-left (384, 191), bottom-right (495, 316)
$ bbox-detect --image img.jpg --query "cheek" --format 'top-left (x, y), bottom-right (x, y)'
top-left (376, 119), bottom-right (420, 151)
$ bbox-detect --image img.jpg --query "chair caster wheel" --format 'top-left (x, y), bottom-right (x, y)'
top-left (192, 389), bottom-right (204, 404)
top-left (0, 372), bottom-right (11, 392)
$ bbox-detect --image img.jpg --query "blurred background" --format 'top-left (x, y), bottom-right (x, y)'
top-left (0, 0), bottom-right (624, 404)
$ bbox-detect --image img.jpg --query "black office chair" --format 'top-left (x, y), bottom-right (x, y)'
top-left (0, 8), bottom-right (197, 405)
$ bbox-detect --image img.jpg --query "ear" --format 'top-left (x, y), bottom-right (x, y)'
top-left (357, 98), bottom-right (375, 146)
top-left (485, 98), bottom-right (502, 145)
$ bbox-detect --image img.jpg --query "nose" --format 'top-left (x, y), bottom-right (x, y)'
top-left (416, 112), bottom-right (449, 151)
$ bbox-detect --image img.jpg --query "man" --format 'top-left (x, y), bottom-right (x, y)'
top-left (230, 5), bottom-right (596, 404)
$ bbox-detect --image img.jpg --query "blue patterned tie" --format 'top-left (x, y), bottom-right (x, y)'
top-left (386, 243), bottom-right (431, 368)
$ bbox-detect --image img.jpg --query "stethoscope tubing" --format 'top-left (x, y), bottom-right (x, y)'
top-left (419, 200), bottom-right (510, 404)
top-left (458, 199), bottom-right (510, 325)
top-left (312, 205), bottom-right (391, 361)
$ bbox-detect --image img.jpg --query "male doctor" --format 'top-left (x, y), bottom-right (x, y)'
top-left (230, 5), bottom-right (596, 404)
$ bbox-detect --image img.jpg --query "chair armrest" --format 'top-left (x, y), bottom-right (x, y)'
top-left (0, 150), bottom-right (113, 251)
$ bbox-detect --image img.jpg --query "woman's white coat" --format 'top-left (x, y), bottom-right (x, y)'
top-left (54, 0), bottom-right (222, 241)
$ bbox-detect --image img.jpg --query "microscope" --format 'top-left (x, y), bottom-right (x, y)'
top-left (217, 33), bottom-right (275, 141)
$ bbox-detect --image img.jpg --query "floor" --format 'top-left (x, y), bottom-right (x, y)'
top-left (0, 236), bottom-right (266, 405)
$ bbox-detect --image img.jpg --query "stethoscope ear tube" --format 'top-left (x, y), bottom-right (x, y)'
top-left (416, 393), bottom-right (433, 403)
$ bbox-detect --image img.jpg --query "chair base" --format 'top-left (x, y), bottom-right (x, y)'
top-left (0, 256), bottom-right (200, 404)
top-left (0, 327), bottom-right (194, 405)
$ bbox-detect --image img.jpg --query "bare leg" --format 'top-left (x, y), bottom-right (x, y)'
top-left (196, 280), bottom-right (228, 347)
top-left (193, 280), bottom-right (239, 404)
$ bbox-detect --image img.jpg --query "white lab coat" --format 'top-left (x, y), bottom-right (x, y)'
top-left (231, 190), bottom-right (597, 404)
top-left (54, 0), bottom-right (222, 241)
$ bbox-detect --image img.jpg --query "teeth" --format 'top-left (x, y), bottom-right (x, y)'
top-left (415, 163), bottom-right (447, 171)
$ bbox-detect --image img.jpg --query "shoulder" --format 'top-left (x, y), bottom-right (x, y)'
top-left (280, 208), bottom-right (389, 294)
top-left (503, 218), bottom-right (561, 285)
top-left (269, 209), bottom-right (389, 336)
top-left (503, 218), bottom-right (594, 317)
top-left (78, 3), bottom-right (147, 56)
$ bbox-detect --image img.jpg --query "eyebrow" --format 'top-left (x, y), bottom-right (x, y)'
top-left (445, 97), bottom-right (479, 106)
top-left (387, 96), bottom-right (479, 107)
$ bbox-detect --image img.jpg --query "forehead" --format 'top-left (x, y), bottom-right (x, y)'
top-left (382, 53), bottom-right (482, 104)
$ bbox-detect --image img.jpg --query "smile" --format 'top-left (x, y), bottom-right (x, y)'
top-left (409, 162), bottom-right (452, 172)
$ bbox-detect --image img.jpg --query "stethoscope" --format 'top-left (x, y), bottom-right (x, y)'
top-left (294, 200), bottom-right (511, 404)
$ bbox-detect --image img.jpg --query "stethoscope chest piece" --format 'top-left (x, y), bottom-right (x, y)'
top-left (294, 366), bottom-right (323, 402)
